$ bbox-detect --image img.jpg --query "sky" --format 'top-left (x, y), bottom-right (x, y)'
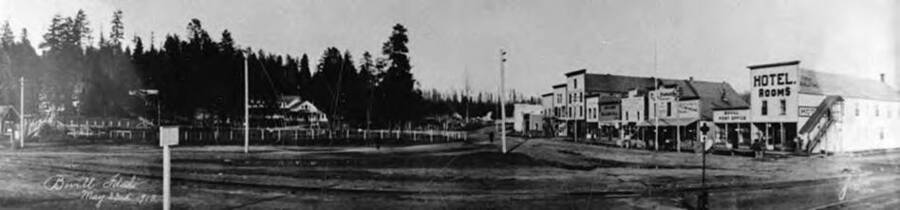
top-left (1, 0), bottom-right (898, 96)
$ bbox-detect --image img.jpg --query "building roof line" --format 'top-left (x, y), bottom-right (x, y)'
top-left (564, 69), bottom-right (587, 77)
top-left (747, 60), bottom-right (801, 70)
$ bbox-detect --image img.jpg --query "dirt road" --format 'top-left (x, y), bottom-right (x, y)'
top-left (2, 131), bottom-right (900, 209)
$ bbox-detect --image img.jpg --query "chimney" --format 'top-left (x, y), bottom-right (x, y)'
top-left (689, 76), bottom-right (694, 81)
top-left (880, 73), bottom-right (885, 83)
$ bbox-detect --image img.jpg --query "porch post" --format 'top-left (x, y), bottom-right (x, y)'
top-left (780, 122), bottom-right (785, 151)
top-left (765, 123), bottom-right (770, 149)
top-left (676, 124), bottom-right (681, 152)
top-left (725, 123), bottom-right (729, 147)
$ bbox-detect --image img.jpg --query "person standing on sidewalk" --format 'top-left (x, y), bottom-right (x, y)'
top-left (489, 131), bottom-right (494, 143)
top-left (751, 139), bottom-right (761, 159)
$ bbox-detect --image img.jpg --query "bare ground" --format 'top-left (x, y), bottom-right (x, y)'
top-left (2, 129), bottom-right (899, 209)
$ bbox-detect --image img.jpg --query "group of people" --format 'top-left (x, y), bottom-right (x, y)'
top-left (751, 139), bottom-right (766, 159)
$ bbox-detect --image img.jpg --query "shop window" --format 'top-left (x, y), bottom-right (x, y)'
top-left (779, 99), bottom-right (786, 115)
top-left (761, 100), bottom-right (768, 116)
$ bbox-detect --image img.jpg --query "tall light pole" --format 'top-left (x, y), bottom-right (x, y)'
top-left (499, 49), bottom-right (508, 154)
top-left (19, 77), bottom-right (24, 149)
top-left (244, 52), bottom-right (250, 154)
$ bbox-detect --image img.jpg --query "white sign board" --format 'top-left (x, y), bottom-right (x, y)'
top-left (677, 100), bottom-right (700, 118)
top-left (798, 106), bottom-right (816, 117)
top-left (749, 63), bottom-right (800, 122)
top-left (159, 126), bottom-right (179, 146)
top-left (714, 109), bottom-right (750, 123)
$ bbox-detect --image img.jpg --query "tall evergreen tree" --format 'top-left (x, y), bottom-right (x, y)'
top-left (298, 53), bottom-right (312, 100)
top-left (109, 10), bottom-right (125, 48)
top-left (377, 24), bottom-right (420, 125)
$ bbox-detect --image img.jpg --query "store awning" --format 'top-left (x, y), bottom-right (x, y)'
top-left (637, 118), bottom-right (697, 127)
top-left (597, 120), bottom-right (619, 126)
top-left (661, 118), bottom-right (697, 126)
top-left (636, 120), bottom-right (654, 126)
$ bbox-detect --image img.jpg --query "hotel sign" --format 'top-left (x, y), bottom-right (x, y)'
top-left (714, 109), bottom-right (749, 123)
top-left (753, 72), bottom-right (796, 98)
top-left (749, 62), bottom-right (800, 122)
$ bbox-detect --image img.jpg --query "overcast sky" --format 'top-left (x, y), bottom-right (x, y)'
top-left (1, 0), bottom-right (898, 96)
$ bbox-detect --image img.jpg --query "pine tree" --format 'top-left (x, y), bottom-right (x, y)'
top-left (377, 24), bottom-right (420, 125)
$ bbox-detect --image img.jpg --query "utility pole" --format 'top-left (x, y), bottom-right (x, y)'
top-left (19, 77), bottom-right (27, 148)
top-left (653, 29), bottom-right (660, 152)
top-left (499, 49), bottom-right (507, 154)
top-left (244, 52), bottom-right (250, 154)
top-left (464, 66), bottom-right (470, 122)
top-left (19, 77), bottom-right (24, 149)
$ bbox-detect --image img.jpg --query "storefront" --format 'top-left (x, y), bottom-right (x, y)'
top-left (713, 108), bottom-right (752, 149)
top-left (597, 98), bottom-right (622, 142)
top-left (746, 60), bottom-right (900, 153)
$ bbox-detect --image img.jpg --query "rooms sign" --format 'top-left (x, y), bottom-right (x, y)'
top-left (753, 72), bottom-right (796, 97)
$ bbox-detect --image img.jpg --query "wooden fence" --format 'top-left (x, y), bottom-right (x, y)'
top-left (77, 127), bottom-right (469, 146)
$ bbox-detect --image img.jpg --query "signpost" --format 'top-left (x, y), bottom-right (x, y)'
top-left (159, 126), bottom-right (180, 210)
top-left (699, 121), bottom-right (711, 210)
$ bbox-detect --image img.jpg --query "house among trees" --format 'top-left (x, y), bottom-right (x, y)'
top-left (0, 105), bottom-right (17, 137)
top-left (251, 95), bottom-right (328, 128)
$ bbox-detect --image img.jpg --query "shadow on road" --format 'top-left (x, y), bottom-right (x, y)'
top-left (506, 137), bottom-right (530, 153)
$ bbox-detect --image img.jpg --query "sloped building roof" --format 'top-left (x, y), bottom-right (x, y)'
top-left (798, 69), bottom-right (900, 101)
top-left (583, 74), bottom-right (674, 94)
top-left (654, 79), bottom-right (749, 119)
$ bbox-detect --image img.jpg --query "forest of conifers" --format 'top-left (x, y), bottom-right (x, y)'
top-left (0, 10), bottom-right (533, 127)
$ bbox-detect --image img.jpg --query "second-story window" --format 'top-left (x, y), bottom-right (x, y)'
top-left (780, 99), bottom-right (786, 115)
top-left (761, 100), bottom-right (768, 116)
top-left (574, 79), bottom-right (578, 89)
top-left (875, 105), bottom-right (880, 117)
top-left (666, 102), bottom-right (672, 117)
